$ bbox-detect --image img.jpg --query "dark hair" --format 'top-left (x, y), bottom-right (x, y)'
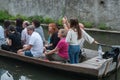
top-left (4, 20), bottom-right (11, 29)
top-left (70, 18), bottom-right (81, 39)
top-left (16, 18), bottom-right (23, 27)
top-left (32, 19), bottom-right (40, 28)
top-left (9, 25), bottom-right (17, 32)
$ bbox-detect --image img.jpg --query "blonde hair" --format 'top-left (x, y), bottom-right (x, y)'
top-left (59, 29), bottom-right (68, 38)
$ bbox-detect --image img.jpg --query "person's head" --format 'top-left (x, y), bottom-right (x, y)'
top-left (58, 29), bottom-right (68, 38)
top-left (16, 18), bottom-right (23, 27)
top-left (48, 23), bottom-right (58, 34)
top-left (32, 19), bottom-right (40, 28)
top-left (70, 18), bottom-right (81, 39)
top-left (4, 20), bottom-right (11, 29)
top-left (22, 21), bottom-right (30, 28)
top-left (9, 25), bottom-right (17, 33)
top-left (27, 25), bottom-right (35, 35)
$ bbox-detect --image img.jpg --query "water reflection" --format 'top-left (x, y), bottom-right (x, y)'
top-left (0, 69), bottom-right (31, 80)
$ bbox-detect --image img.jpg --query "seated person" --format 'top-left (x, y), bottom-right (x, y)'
top-left (21, 21), bottom-right (30, 45)
top-left (17, 25), bottom-right (44, 58)
top-left (44, 29), bottom-right (68, 63)
top-left (1, 25), bottom-right (22, 52)
top-left (0, 25), bottom-right (5, 46)
top-left (32, 19), bottom-right (46, 44)
top-left (45, 23), bottom-right (60, 50)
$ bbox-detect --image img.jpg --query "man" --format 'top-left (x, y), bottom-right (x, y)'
top-left (17, 25), bottom-right (44, 57)
top-left (21, 21), bottom-right (30, 45)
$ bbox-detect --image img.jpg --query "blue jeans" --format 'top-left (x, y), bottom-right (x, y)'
top-left (68, 45), bottom-right (80, 64)
top-left (24, 51), bottom-right (33, 57)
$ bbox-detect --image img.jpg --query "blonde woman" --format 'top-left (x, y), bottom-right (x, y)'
top-left (45, 29), bottom-right (68, 63)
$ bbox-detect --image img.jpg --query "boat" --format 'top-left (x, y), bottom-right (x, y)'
top-left (0, 48), bottom-right (120, 78)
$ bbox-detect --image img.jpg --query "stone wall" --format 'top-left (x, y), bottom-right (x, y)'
top-left (0, 0), bottom-right (120, 30)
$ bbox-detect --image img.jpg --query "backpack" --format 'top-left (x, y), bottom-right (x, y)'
top-left (102, 47), bottom-right (120, 62)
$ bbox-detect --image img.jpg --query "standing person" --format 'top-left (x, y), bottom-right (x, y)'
top-left (45, 29), bottom-right (68, 62)
top-left (65, 18), bottom-right (98, 64)
top-left (17, 25), bottom-right (44, 58)
top-left (1, 25), bottom-right (22, 52)
top-left (32, 19), bottom-right (46, 44)
top-left (0, 25), bottom-right (5, 46)
top-left (45, 23), bottom-right (60, 50)
top-left (21, 21), bottom-right (30, 45)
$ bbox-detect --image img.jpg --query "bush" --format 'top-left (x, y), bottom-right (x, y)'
top-left (43, 17), bottom-right (54, 24)
top-left (82, 21), bottom-right (93, 28)
top-left (56, 18), bottom-right (62, 26)
top-left (9, 14), bottom-right (28, 20)
top-left (98, 23), bottom-right (108, 30)
top-left (28, 15), bottom-right (44, 23)
top-left (0, 10), bottom-right (11, 23)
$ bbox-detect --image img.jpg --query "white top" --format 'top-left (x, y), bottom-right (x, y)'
top-left (21, 28), bottom-right (30, 44)
top-left (29, 32), bottom-right (43, 57)
top-left (0, 26), bottom-right (5, 39)
top-left (66, 29), bottom-right (94, 47)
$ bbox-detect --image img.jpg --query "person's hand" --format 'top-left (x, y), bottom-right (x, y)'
top-left (94, 40), bottom-right (99, 45)
top-left (44, 51), bottom-right (48, 55)
top-left (62, 16), bottom-right (68, 24)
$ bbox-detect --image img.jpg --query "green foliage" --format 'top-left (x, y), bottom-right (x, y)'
top-left (43, 17), bottom-right (54, 24)
top-left (9, 14), bottom-right (28, 20)
top-left (0, 10), bottom-right (11, 22)
top-left (98, 23), bottom-right (108, 30)
top-left (82, 21), bottom-right (93, 28)
top-left (28, 15), bottom-right (44, 23)
top-left (56, 18), bottom-right (62, 26)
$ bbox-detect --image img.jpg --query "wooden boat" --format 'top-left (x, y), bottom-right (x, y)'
top-left (0, 48), bottom-right (120, 78)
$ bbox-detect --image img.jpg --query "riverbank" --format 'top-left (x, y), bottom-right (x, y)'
top-left (85, 28), bottom-right (120, 34)
top-left (41, 24), bottom-right (120, 34)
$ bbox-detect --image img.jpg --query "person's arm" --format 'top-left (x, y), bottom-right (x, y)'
top-left (21, 45), bottom-right (32, 51)
top-left (82, 29), bottom-right (99, 44)
top-left (45, 47), bottom-right (58, 55)
top-left (62, 16), bottom-right (70, 30)
top-left (7, 38), bottom-right (12, 46)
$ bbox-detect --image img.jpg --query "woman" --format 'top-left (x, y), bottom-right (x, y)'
top-left (16, 18), bottom-right (24, 34)
top-left (1, 25), bottom-right (22, 53)
top-left (65, 18), bottom-right (98, 64)
top-left (3, 20), bottom-right (11, 38)
top-left (45, 23), bottom-right (60, 50)
top-left (45, 29), bottom-right (68, 63)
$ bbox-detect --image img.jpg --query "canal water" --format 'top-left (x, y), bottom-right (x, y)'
top-left (0, 29), bottom-right (120, 80)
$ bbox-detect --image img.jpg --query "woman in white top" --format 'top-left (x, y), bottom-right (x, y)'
top-left (64, 18), bottom-right (98, 64)
top-left (66, 19), bottom-right (82, 64)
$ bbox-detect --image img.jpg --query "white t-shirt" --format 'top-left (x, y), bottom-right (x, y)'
top-left (29, 32), bottom-right (43, 57)
top-left (21, 28), bottom-right (30, 45)
top-left (0, 26), bottom-right (5, 39)
top-left (66, 29), bottom-right (94, 47)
